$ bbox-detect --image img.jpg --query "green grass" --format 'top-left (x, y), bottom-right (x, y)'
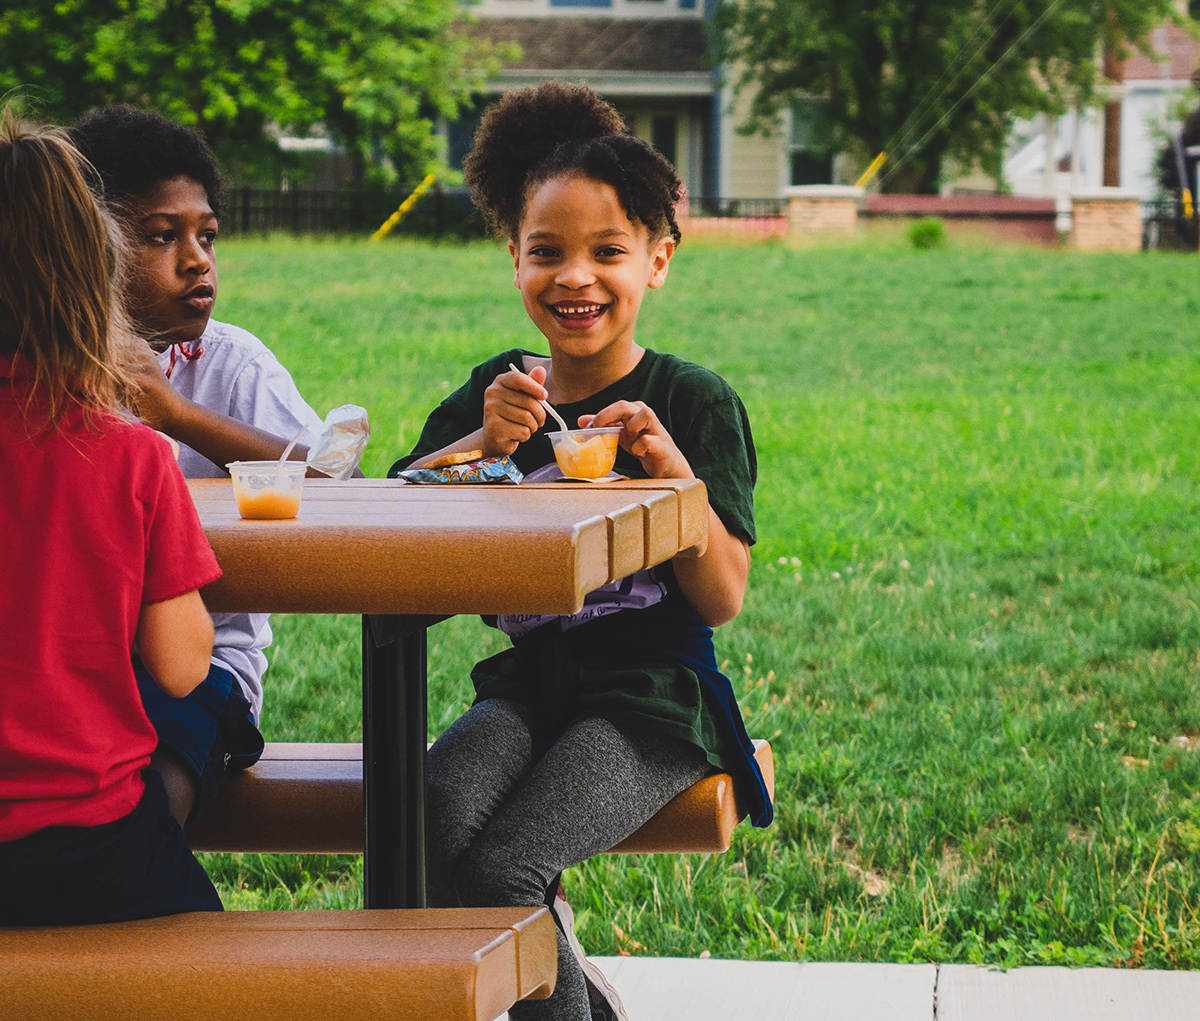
top-left (198, 234), bottom-right (1200, 968)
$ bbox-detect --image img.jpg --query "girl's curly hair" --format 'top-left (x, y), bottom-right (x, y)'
top-left (464, 82), bottom-right (682, 245)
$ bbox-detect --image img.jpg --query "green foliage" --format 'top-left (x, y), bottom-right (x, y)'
top-left (201, 237), bottom-right (1200, 968)
top-left (908, 217), bottom-right (947, 249)
top-left (0, 0), bottom-right (511, 182)
top-left (713, 0), bottom-right (1181, 192)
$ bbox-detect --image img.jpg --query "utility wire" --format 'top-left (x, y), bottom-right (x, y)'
top-left (880, 0), bottom-right (1026, 171)
top-left (878, 0), bottom-right (1066, 189)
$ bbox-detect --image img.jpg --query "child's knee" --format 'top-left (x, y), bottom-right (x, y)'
top-left (452, 841), bottom-right (546, 907)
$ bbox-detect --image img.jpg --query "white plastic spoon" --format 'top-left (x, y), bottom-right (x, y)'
top-left (509, 362), bottom-right (570, 433)
top-left (276, 423), bottom-right (308, 469)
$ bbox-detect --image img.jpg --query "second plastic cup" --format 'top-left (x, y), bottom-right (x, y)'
top-left (547, 427), bottom-right (622, 479)
top-left (227, 460), bottom-right (307, 519)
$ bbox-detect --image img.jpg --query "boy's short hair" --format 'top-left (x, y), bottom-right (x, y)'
top-left (69, 106), bottom-right (224, 218)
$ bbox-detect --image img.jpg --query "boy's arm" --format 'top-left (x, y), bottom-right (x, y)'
top-left (131, 339), bottom-right (332, 476)
top-left (136, 590), bottom-right (215, 698)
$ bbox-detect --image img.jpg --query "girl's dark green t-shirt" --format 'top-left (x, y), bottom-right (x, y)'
top-left (390, 347), bottom-right (757, 769)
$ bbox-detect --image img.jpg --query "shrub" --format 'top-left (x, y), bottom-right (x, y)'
top-left (908, 217), bottom-right (947, 250)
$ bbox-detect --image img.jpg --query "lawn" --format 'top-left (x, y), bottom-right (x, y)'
top-left (199, 234), bottom-right (1200, 969)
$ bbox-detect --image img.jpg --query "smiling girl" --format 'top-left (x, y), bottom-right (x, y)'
top-left (390, 83), bottom-right (772, 1021)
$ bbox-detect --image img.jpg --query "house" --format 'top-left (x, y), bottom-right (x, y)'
top-left (455, 0), bottom-right (810, 200)
top-left (993, 19), bottom-right (1200, 202)
top-left (460, 4), bottom-right (1200, 206)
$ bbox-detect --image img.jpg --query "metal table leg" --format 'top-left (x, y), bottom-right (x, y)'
top-left (362, 614), bottom-right (433, 909)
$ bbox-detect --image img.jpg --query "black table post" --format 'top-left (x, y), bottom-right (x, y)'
top-left (362, 614), bottom-right (429, 909)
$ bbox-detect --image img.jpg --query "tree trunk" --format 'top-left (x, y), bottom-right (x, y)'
top-left (1102, 9), bottom-right (1123, 187)
top-left (881, 136), bottom-right (947, 194)
top-left (1103, 102), bottom-right (1122, 187)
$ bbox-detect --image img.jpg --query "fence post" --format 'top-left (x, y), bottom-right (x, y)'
top-left (241, 187), bottom-right (250, 235)
top-left (784, 185), bottom-right (863, 238)
top-left (1070, 189), bottom-right (1143, 252)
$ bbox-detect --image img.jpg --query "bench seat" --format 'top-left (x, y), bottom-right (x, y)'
top-left (0, 906), bottom-right (556, 1021)
top-left (188, 740), bottom-right (774, 855)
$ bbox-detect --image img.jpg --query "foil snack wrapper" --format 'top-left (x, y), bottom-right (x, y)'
top-left (397, 456), bottom-right (523, 485)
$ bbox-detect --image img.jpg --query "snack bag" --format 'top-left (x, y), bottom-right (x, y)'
top-left (397, 451), bottom-right (523, 484)
top-left (306, 404), bottom-right (369, 479)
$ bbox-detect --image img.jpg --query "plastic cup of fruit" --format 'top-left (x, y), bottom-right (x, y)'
top-left (548, 426), bottom-right (622, 479)
top-left (227, 460), bottom-right (307, 519)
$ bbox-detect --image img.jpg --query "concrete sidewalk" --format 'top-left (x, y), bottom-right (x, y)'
top-left (506, 956), bottom-right (1200, 1020)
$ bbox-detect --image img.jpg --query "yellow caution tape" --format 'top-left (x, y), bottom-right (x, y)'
top-left (371, 173), bottom-right (438, 240)
top-left (855, 152), bottom-right (887, 189)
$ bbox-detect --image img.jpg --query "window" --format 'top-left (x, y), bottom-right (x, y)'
top-left (789, 99), bottom-right (833, 186)
top-left (447, 103), bottom-right (484, 169)
top-left (652, 115), bottom-right (677, 168)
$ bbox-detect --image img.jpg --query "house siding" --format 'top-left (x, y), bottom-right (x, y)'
top-left (723, 81), bottom-right (785, 198)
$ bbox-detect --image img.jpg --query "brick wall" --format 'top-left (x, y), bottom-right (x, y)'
top-left (863, 194), bottom-right (1059, 246)
top-left (1071, 191), bottom-right (1143, 252)
top-left (682, 216), bottom-right (788, 240)
top-left (785, 186), bottom-right (863, 236)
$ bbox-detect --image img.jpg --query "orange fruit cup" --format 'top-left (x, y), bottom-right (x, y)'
top-left (548, 427), bottom-right (622, 479)
top-left (226, 460), bottom-right (306, 519)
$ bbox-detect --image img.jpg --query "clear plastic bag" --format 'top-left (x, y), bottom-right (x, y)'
top-left (305, 404), bottom-right (369, 479)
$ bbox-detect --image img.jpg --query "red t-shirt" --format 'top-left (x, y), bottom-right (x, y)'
top-left (0, 356), bottom-right (222, 841)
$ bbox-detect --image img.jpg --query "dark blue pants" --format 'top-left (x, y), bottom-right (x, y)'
top-left (0, 770), bottom-right (222, 926)
top-left (136, 661), bottom-right (264, 822)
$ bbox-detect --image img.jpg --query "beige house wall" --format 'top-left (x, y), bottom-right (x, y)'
top-left (724, 81), bottom-right (786, 198)
top-left (621, 102), bottom-right (704, 199)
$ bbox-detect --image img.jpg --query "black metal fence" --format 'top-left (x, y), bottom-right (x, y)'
top-left (1142, 198), bottom-right (1197, 252)
top-left (218, 188), bottom-right (789, 237)
top-left (221, 185), bottom-right (487, 238)
top-left (684, 196), bottom-right (786, 221)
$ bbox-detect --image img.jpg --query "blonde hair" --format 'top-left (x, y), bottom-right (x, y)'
top-left (0, 106), bottom-right (141, 429)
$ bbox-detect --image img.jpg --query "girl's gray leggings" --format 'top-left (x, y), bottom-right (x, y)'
top-left (426, 697), bottom-right (711, 1021)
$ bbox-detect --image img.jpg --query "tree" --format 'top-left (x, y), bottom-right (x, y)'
top-left (712, 0), bottom-right (1181, 192)
top-left (0, 0), bottom-right (509, 183)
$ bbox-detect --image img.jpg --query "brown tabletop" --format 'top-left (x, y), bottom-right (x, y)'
top-left (190, 477), bottom-right (708, 616)
top-left (188, 476), bottom-right (709, 908)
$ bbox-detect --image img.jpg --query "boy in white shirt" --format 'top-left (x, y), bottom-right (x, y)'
top-left (71, 106), bottom-right (324, 827)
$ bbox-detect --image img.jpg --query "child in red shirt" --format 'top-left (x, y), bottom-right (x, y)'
top-left (0, 110), bottom-right (224, 925)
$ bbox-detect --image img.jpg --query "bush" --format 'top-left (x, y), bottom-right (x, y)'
top-left (908, 217), bottom-right (947, 250)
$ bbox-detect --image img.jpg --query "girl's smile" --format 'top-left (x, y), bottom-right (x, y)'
top-left (510, 174), bottom-right (673, 393)
top-left (549, 301), bottom-right (607, 330)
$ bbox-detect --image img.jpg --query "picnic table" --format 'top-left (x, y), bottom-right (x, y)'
top-left (188, 476), bottom-right (709, 910)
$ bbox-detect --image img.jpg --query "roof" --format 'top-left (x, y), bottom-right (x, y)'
top-left (1121, 24), bottom-right (1199, 81)
top-left (467, 17), bottom-right (711, 73)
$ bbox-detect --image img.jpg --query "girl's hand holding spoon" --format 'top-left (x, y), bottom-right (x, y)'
top-left (508, 362), bottom-right (570, 432)
top-left (480, 362), bottom-right (553, 455)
